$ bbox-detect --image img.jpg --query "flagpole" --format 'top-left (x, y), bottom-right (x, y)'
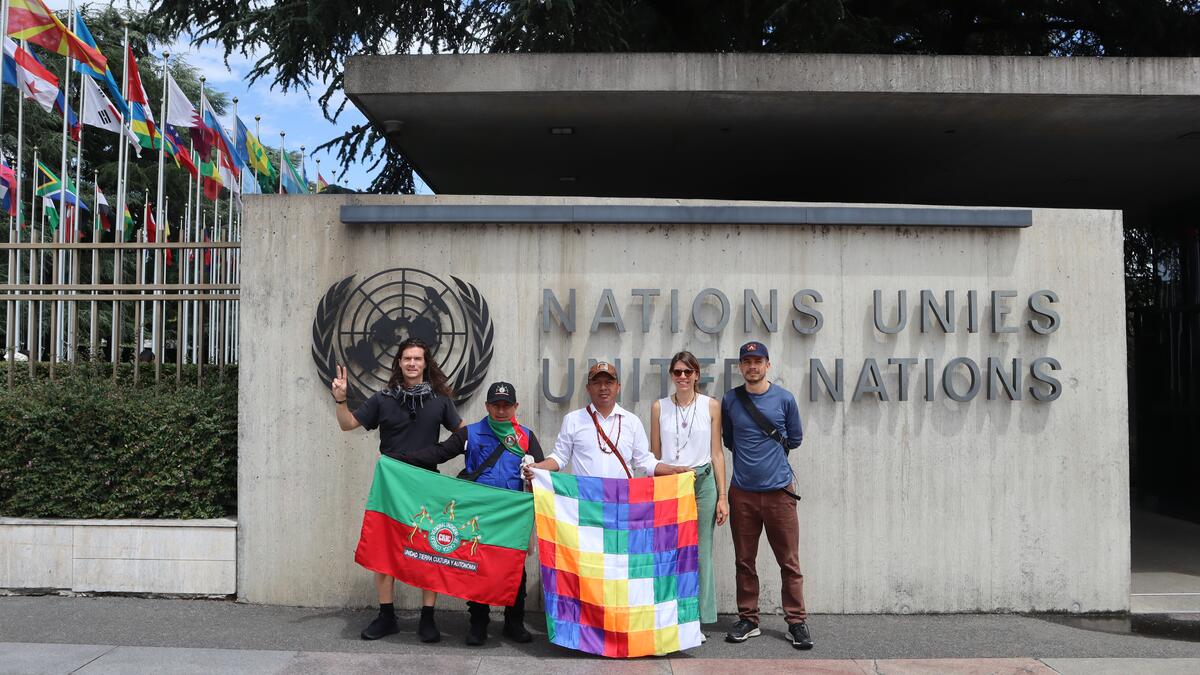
top-left (90, 171), bottom-right (98, 360)
top-left (192, 143), bottom-right (201, 367)
top-left (278, 131), bottom-right (285, 193)
top-left (14, 77), bottom-right (25, 359)
top-left (181, 151), bottom-right (191, 366)
top-left (0, 0), bottom-right (9, 135)
top-left (209, 197), bottom-right (217, 365)
top-left (315, 158), bottom-right (320, 193)
top-left (221, 98), bottom-right (239, 373)
top-left (70, 7), bottom-right (87, 364)
top-left (29, 146), bottom-right (38, 371)
top-left (112, 22), bottom-right (130, 371)
top-left (152, 52), bottom-right (169, 369)
top-left (195, 77), bottom-right (207, 368)
top-left (253, 115), bottom-right (261, 191)
top-left (55, 3), bottom-right (78, 369)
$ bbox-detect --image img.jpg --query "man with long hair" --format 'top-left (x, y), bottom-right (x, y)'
top-left (332, 337), bottom-right (464, 642)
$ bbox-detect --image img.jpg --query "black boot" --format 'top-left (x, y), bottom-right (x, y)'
top-left (501, 606), bottom-right (532, 643)
top-left (466, 602), bottom-right (490, 646)
top-left (417, 605), bottom-right (441, 643)
top-left (360, 603), bottom-right (399, 640)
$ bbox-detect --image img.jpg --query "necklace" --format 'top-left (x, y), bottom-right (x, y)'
top-left (591, 405), bottom-right (622, 454)
top-left (672, 394), bottom-right (699, 460)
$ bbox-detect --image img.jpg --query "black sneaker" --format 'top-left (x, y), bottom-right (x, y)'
top-left (725, 618), bottom-right (761, 643)
top-left (359, 613), bottom-right (399, 640)
top-left (788, 622), bottom-right (814, 650)
top-left (502, 621), bottom-right (533, 643)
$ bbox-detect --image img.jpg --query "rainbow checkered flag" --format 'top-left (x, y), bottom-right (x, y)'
top-left (531, 469), bottom-right (702, 658)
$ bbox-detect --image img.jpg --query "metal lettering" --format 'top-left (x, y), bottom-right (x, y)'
top-left (873, 289), bottom-right (907, 334)
top-left (791, 289), bottom-right (823, 335)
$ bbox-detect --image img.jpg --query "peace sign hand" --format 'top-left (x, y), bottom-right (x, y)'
top-left (332, 364), bottom-right (349, 403)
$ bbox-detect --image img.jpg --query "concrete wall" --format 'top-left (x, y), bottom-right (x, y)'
top-left (0, 518), bottom-right (236, 595)
top-left (239, 195), bottom-right (1129, 613)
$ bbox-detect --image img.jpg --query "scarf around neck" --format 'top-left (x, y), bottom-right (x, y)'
top-left (381, 381), bottom-right (434, 407)
top-left (487, 416), bottom-right (529, 456)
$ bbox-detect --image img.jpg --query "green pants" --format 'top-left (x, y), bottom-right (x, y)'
top-left (693, 463), bottom-right (718, 624)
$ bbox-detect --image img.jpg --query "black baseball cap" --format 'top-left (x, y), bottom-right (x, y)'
top-left (739, 341), bottom-right (769, 360)
top-left (486, 381), bottom-right (517, 404)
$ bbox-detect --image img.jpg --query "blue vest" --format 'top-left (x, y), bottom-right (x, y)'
top-left (464, 418), bottom-right (526, 491)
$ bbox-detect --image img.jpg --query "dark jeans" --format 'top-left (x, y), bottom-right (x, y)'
top-left (467, 568), bottom-right (527, 624)
top-left (729, 485), bottom-right (807, 624)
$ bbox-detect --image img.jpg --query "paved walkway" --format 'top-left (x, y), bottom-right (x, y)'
top-left (3, 596), bottom-right (1200, 673)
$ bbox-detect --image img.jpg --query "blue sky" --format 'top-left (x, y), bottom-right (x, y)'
top-left (46, 1), bottom-right (426, 193)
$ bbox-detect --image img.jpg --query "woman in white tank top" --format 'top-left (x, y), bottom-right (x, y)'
top-left (650, 351), bottom-right (728, 630)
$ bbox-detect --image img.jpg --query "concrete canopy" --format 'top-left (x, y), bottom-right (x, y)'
top-left (345, 53), bottom-right (1200, 210)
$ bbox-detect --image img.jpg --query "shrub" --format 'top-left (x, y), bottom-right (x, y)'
top-left (0, 364), bottom-right (237, 519)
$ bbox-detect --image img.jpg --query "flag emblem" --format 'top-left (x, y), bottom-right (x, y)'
top-left (428, 517), bottom-right (462, 554)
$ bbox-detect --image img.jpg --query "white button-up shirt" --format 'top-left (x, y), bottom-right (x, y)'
top-left (548, 404), bottom-right (659, 478)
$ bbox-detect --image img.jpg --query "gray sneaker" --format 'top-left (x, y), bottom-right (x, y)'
top-left (788, 622), bottom-right (814, 650)
top-left (725, 618), bottom-right (761, 642)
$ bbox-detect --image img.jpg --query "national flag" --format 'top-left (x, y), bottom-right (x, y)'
top-left (71, 10), bottom-right (127, 118)
top-left (0, 159), bottom-right (16, 217)
top-left (80, 74), bottom-right (139, 151)
top-left (165, 72), bottom-right (197, 127)
top-left (125, 46), bottom-right (159, 149)
top-left (96, 187), bottom-right (113, 232)
top-left (3, 37), bottom-right (59, 113)
top-left (197, 98), bottom-right (241, 177)
top-left (122, 204), bottom-right (134, 242)
top-left (280, 151), bottom-right (308, 194)
top-left (354, 456), bottom-right (534, 607)
top-left (164, 125), bottom-right (196, 177)
top-left (218, 147), bottom-right (240, 194)
top-left (32, 160), bottom-right (85, 210)
top-left (42, 196), bottom-right (58, 232)
top-left (34, 159), bottom-right (60, 196)
top-left (530, 469), bottom-right (703, 657)
top-left (6, 0), bottom-right (108, 74)
top-left (52, 86), bottom-right (82, 141)
top-left (144, 201), bottom-right (157, 243)
top-left (32, 161), bottom-right (85, 210)
top-left (198, 149), bottom-right (222, 200)
top-left (235, 116), bottom-right (270, 175)
top-left (316, 172), bottom-right (328, 193)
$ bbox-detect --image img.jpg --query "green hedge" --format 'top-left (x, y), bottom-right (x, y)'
top-left (0, 364), bottom-right (237, 519)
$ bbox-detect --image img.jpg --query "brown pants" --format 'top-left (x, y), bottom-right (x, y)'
top-left (728, 485), bottom-right (807, 624)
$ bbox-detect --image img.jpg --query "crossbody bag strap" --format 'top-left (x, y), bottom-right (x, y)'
top-left (588, 406), bottom-right (633, 479)
top-left (734, 385), bottom-right (801, 502)
top-left (460, 438), bottom-right (511, 482)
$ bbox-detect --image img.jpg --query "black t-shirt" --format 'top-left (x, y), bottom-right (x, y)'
top-left (352, 392), bottom-right (463, 463)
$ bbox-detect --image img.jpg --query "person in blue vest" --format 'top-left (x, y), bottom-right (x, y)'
top-left (400, 381), bottom-right (545, 646)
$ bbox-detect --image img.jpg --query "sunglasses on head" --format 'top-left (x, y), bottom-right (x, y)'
top-left (671, 368), bottom-right (695, 377)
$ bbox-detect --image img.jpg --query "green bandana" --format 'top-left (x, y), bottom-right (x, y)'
top-left (487, 416), bottom-right (529, 456)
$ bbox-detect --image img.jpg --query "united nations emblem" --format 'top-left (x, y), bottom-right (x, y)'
top-left (311, 268), bottom-right (494, 408)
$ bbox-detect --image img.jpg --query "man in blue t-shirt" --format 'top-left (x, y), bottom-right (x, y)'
top-left (720, 341), bottom-right (813, 650)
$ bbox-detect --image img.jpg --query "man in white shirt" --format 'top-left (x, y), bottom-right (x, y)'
top-left (523, 362), bottom-right (690, 479)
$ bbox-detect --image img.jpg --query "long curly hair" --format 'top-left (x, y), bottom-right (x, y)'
top-left (387, 337), bottom-right (453, 397)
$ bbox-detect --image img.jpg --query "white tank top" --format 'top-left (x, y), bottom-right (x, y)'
top-left (658, 393), bottom-right (714, 468)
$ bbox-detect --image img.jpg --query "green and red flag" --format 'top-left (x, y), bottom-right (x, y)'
top-left (355, 455), bottom-right (534, 606)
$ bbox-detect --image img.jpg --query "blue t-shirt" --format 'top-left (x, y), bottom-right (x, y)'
top-left (721, 383), bottom-right (803, 492)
